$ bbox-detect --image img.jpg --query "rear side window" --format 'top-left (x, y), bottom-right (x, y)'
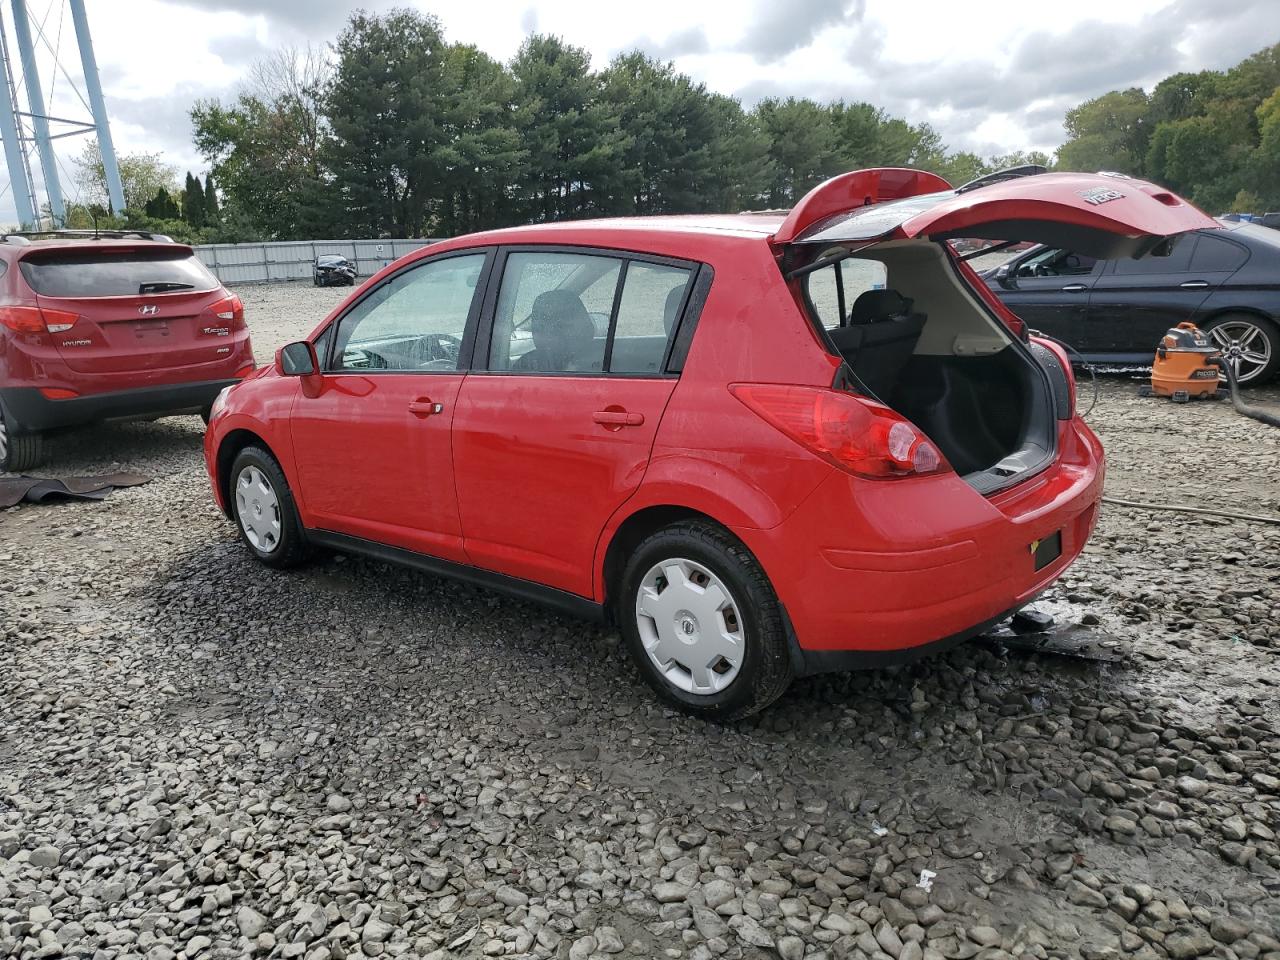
top-left (609, 262), bottom-right (691, 374)
top-left (1112, 235), bottom-right (1194, 275)
top-left (19, 249), bottom-right (219, 297)
top-left (1189, 235), bottom-right (1248, 272)
top-left (805, 258), bottom-right (888, 330)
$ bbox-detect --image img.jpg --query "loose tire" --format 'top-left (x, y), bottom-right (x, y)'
top-left (0, 407), bottom-right (42, 473)
top-left (618, 521), bottom-right (793, 720)
top-left (1203, 314), bottom-right (1280, 385)
top-left (229, 445), bottom-right (309, 568)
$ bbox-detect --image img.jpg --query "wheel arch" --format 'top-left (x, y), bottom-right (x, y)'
top-left (215, 428), bottom-right (275, 518)
top-left (1197, 304), bottom-right (1279, 328)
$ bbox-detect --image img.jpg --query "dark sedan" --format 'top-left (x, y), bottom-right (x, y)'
top-left (313, 254), bottom-right (357, 287)
top-left (982, 219), bottom-right (1280, 383)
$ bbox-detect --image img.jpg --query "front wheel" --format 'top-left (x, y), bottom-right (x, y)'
top-left (1204, 314), bottom-right (1280, 385)
top-left (229, 445), bottom-right (309, 568)
top-left (0, 407), bottom-right (42, 473)
top-left (618, 521), bottom-right (793, 720)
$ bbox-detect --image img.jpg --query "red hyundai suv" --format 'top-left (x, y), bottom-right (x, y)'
top-left (205, 169), bottom-right (1215, 718)
top-left (0, 232), bottom-right (254, 472)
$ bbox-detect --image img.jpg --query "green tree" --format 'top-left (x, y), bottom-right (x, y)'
top-left (324, 10), bottom-right (450, 235)
top-left (510, 35), bottom-right (629, 221)
top-left (144, 188), bottom-right (180, 220)
top-left (74, 141), bottom-right (179, 214)
top-left (754, 97), bottom-right (841, 207)
top-left (1056, 88), bottom-right (1151, 174)
top-left (182, 172), bottom-right (206, 228)
top-left (204, 172), bottom-right (220, 224)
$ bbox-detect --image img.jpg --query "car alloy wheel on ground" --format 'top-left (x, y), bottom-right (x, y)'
top-left (619, 522), bottom-right (793, 720)
top-left (1205, 314), bottom-right (1279, 384)
top-left (0, 406), bottom-right (42, 473)
top-left (229, 446), bottom-right (309, 568)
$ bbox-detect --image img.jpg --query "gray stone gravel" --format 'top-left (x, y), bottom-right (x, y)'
top-left (2, 281), bottom-right (1280, 959)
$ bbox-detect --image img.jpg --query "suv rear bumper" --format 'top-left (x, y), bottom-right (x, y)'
top-left (0, 380), bottom-right (237, 432)
top-left (734, 417), bottom-right (1104, 667)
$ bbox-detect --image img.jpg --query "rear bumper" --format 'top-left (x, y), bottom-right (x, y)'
top-left (735, 416), bottom-right (1105, 666)
top-left (0, 379), bottom-right (238, 432)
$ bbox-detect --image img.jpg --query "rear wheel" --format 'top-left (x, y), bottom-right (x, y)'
top-left (618, 521), bottom-right (793, 720)
top-left (0, 407), bottom-right (43, 473)
top-left (1204, 314), bottom-right (1279, 385)
top-left (229, 445), bottom-right (309, 568)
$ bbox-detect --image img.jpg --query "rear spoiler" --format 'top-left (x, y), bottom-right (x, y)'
top-left (772, 168), bottom-right (952, 245)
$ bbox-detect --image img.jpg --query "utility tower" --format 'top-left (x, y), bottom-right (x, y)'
top-left (0, 0), bottom-right (125, 228)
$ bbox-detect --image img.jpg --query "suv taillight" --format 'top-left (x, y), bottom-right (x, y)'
top-left (730, 383), bottom-right (948, 479)
top-left (0, 304), bottom-right (79, 334)
top-left (208, 293), bottom-right (245, 328)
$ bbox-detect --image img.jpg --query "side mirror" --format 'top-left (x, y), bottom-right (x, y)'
top-left (995, 263), bottom-right (1017, 290)
top-left (279, 340), bottom-right (318, 376)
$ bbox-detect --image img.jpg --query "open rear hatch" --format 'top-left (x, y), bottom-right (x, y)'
top-left (18, 245), bottom-right (240, 375)
top-left (777, 168), bottom-right (1218, 493)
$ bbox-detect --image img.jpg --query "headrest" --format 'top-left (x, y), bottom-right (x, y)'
top-left (848, 289), bottom-right (915, 325)
top-left (531, 290), bottom-right (595, 352)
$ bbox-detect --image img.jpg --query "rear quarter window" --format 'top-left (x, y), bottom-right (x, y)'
top-left (1189, 234), bottom-right (1248, 272)
top-left (19, 249), bottom-right (219, 297)
top-left (805, 258), bottom-right (888, 330)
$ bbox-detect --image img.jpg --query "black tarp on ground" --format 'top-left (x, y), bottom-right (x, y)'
top-left (0, 473), bottom-right (150, 509)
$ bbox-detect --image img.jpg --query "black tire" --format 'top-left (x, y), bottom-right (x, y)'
top-left (1203, 313), bottom-right (1280, 385)
top-left (0, 406), bottom-right (42, 473)
top-left (228, 445), bottom-right (309, 568)
top-left (617, 521), bottom-right (793, 721)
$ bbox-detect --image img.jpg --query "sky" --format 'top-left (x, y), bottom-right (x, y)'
top-left (0, 0), bottom-right (1276, 224)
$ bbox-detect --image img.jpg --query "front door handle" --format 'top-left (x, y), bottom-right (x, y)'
top-left (408, 398), bottom-right (444, 417)
top-left (1061, 283), bottom-right (1088, 293)
top-left (592, 409), bottom-right (645, 427)
top-left (1180, 280), bottom-right (1210, 289)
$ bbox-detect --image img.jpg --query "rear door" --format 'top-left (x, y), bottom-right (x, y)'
top-left (19, 245), bottom-right (236, 374)
top-left (452, 247), bottom-right (696, 598)
top-left (1086, 231), bottom-right (1249, 354)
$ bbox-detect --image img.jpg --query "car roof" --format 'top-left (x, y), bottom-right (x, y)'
top-left (456, 213), bottom-right (786, 245)
top-left (3, 237), bottom-right (193, 257)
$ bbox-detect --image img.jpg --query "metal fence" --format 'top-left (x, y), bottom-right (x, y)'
top-left (192, 238), bottom-right (441, 285)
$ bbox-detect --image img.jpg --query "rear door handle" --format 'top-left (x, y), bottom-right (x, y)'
top-left (1060, 283), bottom-right (1088, 293)
top-left (592, 409), bottom-right (645, 427)
top-left (408, 398), bottom-right (444, 417)
top-left (1180, 280), bottom-right (1210, 289)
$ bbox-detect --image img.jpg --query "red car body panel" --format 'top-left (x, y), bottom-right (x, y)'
top-left (205, 168), bottom-right (1213, 665)
top-left (0, 239), bottom-right (254, 438)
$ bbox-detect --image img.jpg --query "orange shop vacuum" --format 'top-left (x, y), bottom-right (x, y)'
top-left (1138, 322), bottom-right (1221, 402)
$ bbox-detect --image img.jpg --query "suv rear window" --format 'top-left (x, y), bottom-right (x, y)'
top-left (19, 249), bottom-right (219, 298)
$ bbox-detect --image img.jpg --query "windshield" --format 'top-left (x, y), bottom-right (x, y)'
top-left (20, 249), bottom-right (218, 298)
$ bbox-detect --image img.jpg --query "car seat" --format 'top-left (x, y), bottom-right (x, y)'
top-left (512, 290), bottom-right (601, 372)
top-left (825, 289), bottom-right (926, 400)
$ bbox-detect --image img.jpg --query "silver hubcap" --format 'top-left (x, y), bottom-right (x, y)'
top-left (1210, 321), bottom-right (1271, 383)
top-left (636, 558), bottom-right (745, 695)
top-left (235, 465), bottom-right (282, 553)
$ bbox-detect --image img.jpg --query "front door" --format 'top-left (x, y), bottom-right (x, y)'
top-left (290, 251), bottom-right (490, 562)
top-left (452, 248), bottom-right (695, 597)
top-left (995, 247), bottom-right (1103, 347)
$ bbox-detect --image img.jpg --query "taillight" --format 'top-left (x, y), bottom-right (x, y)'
top-left (0, 304), bottom-right (79, 334)
top-left (39, 388), bottom-right (78, 400)
top-left (209, 293), bottom-right (245, 328)
top-left (730, 383), bottom-right (948, 479)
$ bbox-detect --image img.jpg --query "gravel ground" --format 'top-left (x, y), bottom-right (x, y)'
top-left (2, 282), bottom-right (1279, 960)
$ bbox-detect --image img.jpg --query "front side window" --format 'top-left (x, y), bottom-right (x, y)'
top-left (1015, 248), bottom-right (1097, 278)
top-left (329, 254), bottom-right (485, 372)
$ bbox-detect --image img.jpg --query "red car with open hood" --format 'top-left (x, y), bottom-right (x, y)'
top-left (204, 168), bottom-right (1215, 718)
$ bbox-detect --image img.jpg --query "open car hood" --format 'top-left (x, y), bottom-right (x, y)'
top-left (778, 170), bottom-right (1219, 259)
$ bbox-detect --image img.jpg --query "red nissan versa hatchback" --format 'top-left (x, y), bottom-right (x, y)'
top-left (0, 232), bottom-right (254, 472)
top-left (205, 168), bottom-right (1215, 718)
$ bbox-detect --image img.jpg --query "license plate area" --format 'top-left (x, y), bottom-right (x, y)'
top-left (1032, 530), bottom-right (1062, 571)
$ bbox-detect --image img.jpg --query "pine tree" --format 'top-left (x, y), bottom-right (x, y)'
top-left (144, 187), bottom-right (180, 220)
top-left (203, 173), bottom-right (220, 224)
top-left (182, 172), bottom-right (206, 228)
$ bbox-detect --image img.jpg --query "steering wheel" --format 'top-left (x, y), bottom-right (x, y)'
top-left (342, 347), bottom-right (389, 369)
top-left (1033, 262), bottom-right (1059, 278)
top-left (418, 333), bottom-right (462, 363)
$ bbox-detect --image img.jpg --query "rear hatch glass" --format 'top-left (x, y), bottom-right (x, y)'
top-left (19, 248), bottom-right (218, 297)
